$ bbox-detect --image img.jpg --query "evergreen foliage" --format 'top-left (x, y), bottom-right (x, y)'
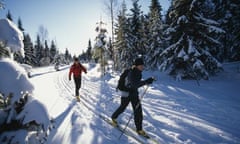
top-left (6, 10), bottom-right (13, 21)
top-left (145, 0), bottom-right (165, 69)
top-left (86, 39), bottom-right (92, 61)
top-left (114, 0), bottom-right (131, 69)
top-left (23, 34), bottom-right (35, 65)
top-left (159, 0), bottom-right (224, 80)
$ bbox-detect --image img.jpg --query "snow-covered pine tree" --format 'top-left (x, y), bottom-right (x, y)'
top-left (39, 40), bottom-right (51, 66)
top-left (128, 0), bottom-right (144, 58)
top-left (106, 37), bottom-right (113, 60)
top-left (13, 18), bottom-right (25, 63)
top-left (23, 34), bottom-right (36, 65)
top-left (114, 0), bottom-right (131, 69)
top-left (214, 0), bottom-right (240, 61)
top-left (145, 0), bottom-right (165, 69)
top-left (86, 39), bottom-right (92, 62)
top-left (34, 35), bottom-right (44, 66)
top-left (16, 18), bottom-right (36, 65)
top-left (160, 0), bottom-right (224, 80)
top-left (93, 19), bottom-right (108, 75)
top-left (0, 19), bottom-right (51, 143)
top-left (17, 18), bottom-right (24, 32)
top-left (64, 48), bottom-right (72, 64)
top-left (6, 10), bottom-right (13, 21)
top-left (49, 40), bottom-right (57, 62)
top-left (44, 40), bottom-right (50, 58)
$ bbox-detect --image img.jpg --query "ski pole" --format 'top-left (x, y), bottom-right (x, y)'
top-left (118, 85), bottom-right (150, 139)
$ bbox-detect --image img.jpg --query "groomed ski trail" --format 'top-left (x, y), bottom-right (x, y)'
top-left (31, 66), bottom-right (142, 144)
top-left (30, 64), bottom-right (240, 144)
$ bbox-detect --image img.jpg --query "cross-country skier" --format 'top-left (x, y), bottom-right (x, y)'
top-left (111, 58), bottom-right (154, 137)
top-left (69, 57), bottom-right (87, 98)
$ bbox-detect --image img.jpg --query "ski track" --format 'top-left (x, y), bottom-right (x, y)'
top-left (31, 66), bottom-right (240, 144)
top-left (48, 69), bottom-right (140, 144)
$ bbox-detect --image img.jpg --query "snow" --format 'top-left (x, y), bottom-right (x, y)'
top-left (0, 58), bottom-right (34, 102)
top-left (1, 58), bottom-right (239, 143)
top-left (0, 58), bottom-right (51, 144)
top-left (21, 61), bottom-right (240, 144)
top-left (177, 15), bottom-right (188, 24)
top-left (0, 19), bottom-right (24, 57)
top-left (16, 96), bottom-right (51, 131)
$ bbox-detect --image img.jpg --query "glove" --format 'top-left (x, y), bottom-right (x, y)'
top-left (145, 77), bottom-right (154, 84)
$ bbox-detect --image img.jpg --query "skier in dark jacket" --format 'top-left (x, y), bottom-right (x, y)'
top-left (69, 58), bottom-right (87, 98)
top-left (111, 58), bottom-right (154, 136)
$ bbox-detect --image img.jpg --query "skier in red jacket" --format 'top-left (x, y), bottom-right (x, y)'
top-left (69, 58), bottom-right (87, 98)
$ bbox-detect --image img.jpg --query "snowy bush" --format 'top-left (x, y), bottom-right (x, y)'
top-left (0, 59), bottom-right (51, 144)
top-left (0, 19), bottom-right (24, 58)
top-left (0, 19), bottom-right (51, 143)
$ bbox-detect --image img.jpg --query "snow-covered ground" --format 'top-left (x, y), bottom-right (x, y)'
top-left (30, 62), bottom-right (240, 144)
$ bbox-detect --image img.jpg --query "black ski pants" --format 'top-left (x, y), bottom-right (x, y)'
top-left (74, 76), bottom-right (81, 96)
top-left (111, 96), bottom-right (143, 131)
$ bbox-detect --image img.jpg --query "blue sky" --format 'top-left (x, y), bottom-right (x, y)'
top-left (0, 0), bottom-right (170, 55)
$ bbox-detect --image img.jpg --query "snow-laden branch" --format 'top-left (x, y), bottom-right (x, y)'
top-left (0, 19), bottom-right (24, 57)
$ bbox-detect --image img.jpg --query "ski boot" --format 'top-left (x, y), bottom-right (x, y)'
top-left (111, 118), bottom-right (118, 127)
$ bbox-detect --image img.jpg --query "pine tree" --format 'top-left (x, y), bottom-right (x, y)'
top-left (23, 34), bottom-right (35, 65)
top-left (17, 17), bottom-right (24, 32)
top-left (13, 17), bottom-right (25, 63)
top-left (50, 40), bottom-right (57, 62)
top-left (44, 40), bottom-right (50, 58)
top-left (128, 0), bottom-right (144, 57)
top-left (214, 0), bottom-right (240, 61)
top-left (34, 35), bottom-right (43, 66)
top-left (93, 19), bottom-right (108, 75)
top-left (107, 37), bottom-right (113, 60)
top-left (6, 10), bottom-right (13, 21)
top-left (86, 39), bottom-right (92, 61)
top-left (146, 0), bottom-right (165, 69)
top-left (160, 0), bottom-right (224, 80)
top-left (65, 48), bottom-right (71, 63)
top-left (114, 0), bottom-right (131, 69)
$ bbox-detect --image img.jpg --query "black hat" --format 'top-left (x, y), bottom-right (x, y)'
top-left (74, 57), bottom-right (78, 61)
top-left (134, 58), bottom-right (144, 66)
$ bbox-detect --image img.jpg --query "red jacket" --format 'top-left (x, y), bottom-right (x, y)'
top-left (69, 63), bottom-right (87, 79)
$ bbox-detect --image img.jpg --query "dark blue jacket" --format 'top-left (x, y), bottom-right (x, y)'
top-left (128, 67), bottom-right (146, 97)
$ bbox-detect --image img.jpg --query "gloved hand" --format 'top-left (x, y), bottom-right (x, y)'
top-left (145, 77), bottom-right (154, 84)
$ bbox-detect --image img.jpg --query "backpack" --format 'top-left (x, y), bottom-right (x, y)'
top-left (117, 69), bottom-right (130, 92)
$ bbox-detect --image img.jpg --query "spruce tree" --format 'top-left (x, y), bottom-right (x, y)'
top-left (86, 39), bottom-right (92, 61)
top-left (50, 40), bottom-right (57, 62)
top-left (114, 0), bottom-right (131, 69)
top-left (160, 0), bottom-right (224, 80)
top-left (34, 35), bottom-right (43, 66)
top-left (44, 40), bottom-right (50, 58)
top-left (17, 17), bottom-right (24, 32)
top-left (93, 19), bottom-right (108, 75)
top-left (23, 34), bottom-right (35, 65)
top-left (6, 10), bottom-right (13, 21)
top-left (146, 0), bottom-right (165, 69)
top-left (128, 0), bottom-right (144, 57)
top-left (107, 37), bottom-right (113, 60)
top-left (217, 0), bottom-right (240, 61)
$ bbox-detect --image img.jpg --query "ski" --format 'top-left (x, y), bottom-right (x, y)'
top-left (99, 114), bottom-right (159, 144)
top-left (126, 125), bottom-right (160, 144)
top-left (99, 114), bottom-right (146, 144)
top-left (78, 96), bottom-right (159, 144)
